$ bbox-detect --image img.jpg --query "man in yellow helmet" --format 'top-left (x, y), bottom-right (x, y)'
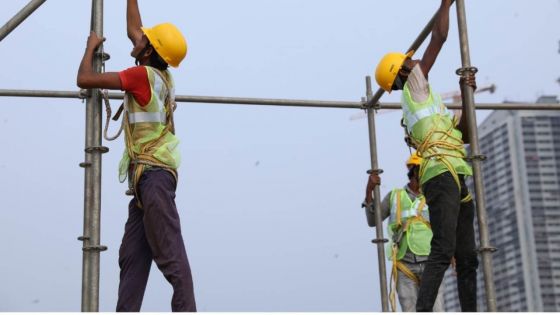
top-left (363, 153), bottom-right (444, 312)
top-left (373, 0), bottom-right (478, 311)
top-left (77, 0), bottom-right (195, 311)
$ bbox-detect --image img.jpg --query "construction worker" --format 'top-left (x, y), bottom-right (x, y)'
top-left (76, 0), bottom-right (196, 312)
top-left (373, 0), bottom-right (478, 311)
top-left (363, 153), bottom-right (444, 312)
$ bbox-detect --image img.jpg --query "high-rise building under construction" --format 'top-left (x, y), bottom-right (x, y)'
top-left (443, 96), bottom-right (560, 312)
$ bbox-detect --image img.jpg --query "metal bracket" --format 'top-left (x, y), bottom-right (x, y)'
top-left (78, 89), bottom-right (90, 99)
top-left (367, 169), bottom-right (384, 175)
top-left (79, 162), bottom-right (92, 168)
top-left (456, 66), bottom-right (478, 77)
top-left (77, 236), bottom-right (90, 241)
top-left (371, 238), bottom-right (389, 244)
top-left (477, 246), bottom-right (498, 253)
top-left (83, 245), bottom-right (108, 252)
top-left (466, 154), bottom-right (487, 162)
top-left (360, 99), bottom-right (381, 111)
top-left (84, 146), bottom-right (109, 154)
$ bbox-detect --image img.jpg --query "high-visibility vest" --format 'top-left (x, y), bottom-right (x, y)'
top-left (386, 188), bottom-right (432, 260)
top-left (401, 83), bottom-right (472, 186)
top-left (118, 66), bottom-right (180, 186)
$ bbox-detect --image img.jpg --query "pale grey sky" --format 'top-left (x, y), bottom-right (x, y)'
top-left (0, 0), bottom-right (558, 312)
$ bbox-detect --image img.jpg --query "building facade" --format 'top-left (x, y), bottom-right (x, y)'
top-left (443, 96), bottom-right (560, 311)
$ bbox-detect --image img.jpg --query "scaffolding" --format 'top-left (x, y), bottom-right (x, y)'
top-left (2, 0), bottom-right (560, 312)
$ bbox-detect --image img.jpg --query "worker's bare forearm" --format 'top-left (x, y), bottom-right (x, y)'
top-left (432, 0), bottom-right (451, 44)
top-left (77, 47), bottom-right (96, 88)
top-left (420, 0), bottom-right (452, 76)
top-left (127, 0), bottom-right (143, 44)
top-left (457, 104), bottom-right (470, 143)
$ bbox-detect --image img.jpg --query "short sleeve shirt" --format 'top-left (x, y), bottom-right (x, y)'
top-left (118, 66), bottom-right (151, 107)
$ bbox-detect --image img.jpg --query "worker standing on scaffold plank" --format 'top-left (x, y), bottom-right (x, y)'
top-left (363, 153), bottom-right (445, 312)
top-left (373, 0), bottom-right (478, 311)
top-left (76, 0), bottom-right (196, 312)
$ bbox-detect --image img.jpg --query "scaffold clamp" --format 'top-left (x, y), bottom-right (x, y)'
top-left (466, 154), bottom-right (487, 161)
top-left (83, 245), bottom-right (108, 252)
top-left (456, 66), bottom-right (478, 77)
top-left (371, 238), bottom-right (389, 244)
top-left (477, 246), bottom-right (498, 253)
top-left (85, 146), bottom-right (109, 154)
top-left (367, 169), bottom-right (384, 175)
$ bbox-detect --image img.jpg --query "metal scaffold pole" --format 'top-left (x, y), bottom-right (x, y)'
top-left (455, 0), bottom-right (497, 311)
top-left (0, 0), bottom-right (46, 42)
top-left (367, 0), bottom-right (456, 108)
top-left (80, 0), bottom-right (107, 312)
top-left (365, 76), bottom-right (389, 312)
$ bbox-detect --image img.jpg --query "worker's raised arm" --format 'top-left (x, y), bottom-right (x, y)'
top-left (419, 0), bottom-right (452, 77)
top-left (77, 32), bottom-right (122, 90)
top-left (127, 0), bottom-right (143, 45)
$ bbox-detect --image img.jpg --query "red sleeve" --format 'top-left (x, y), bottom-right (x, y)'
top-left (118, 66), bottom-right (152, 107)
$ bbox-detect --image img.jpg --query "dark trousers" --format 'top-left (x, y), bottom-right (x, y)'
top-left (116, 169), bottom-right (197, 312)
top-left (416, 172), bottom-right (478, 312)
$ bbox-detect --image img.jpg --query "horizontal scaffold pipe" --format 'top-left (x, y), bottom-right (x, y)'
top-left (0, 89), bottom-right (558, 110)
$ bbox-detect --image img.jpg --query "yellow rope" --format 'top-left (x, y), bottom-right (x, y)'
top-left (409, 114), bottom-right (466, 190)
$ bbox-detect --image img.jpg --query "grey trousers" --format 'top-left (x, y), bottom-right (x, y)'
top-left (116, 169), bottom-right (197, 312)
top-left (397, 261), bottom-right (445, 312)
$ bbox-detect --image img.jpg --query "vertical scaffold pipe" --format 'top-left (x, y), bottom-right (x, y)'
top-left (455, 0), bottom-right (497, 311)
top-left (81, 0), bottom-right (107, 312)
top-left (365, 76), bottom-right (389, 312)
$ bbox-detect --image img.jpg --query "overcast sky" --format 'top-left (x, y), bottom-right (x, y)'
top-left (0, 0), bottom-right (558, 312)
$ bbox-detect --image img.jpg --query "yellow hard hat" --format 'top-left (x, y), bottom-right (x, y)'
top-left (374, 51), bottom-right (415, 92)
top-left (406, 152), bottom-right (422, 168)
top-left (141, 23), bottom-right (187, 68)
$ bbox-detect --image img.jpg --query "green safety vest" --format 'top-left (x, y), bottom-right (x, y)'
top-left (386, 188), bottom-right (432, 260)
top-left (401, 83), bottom-right (472, 186)
top-left (118, 66), bottom-right (181, 184)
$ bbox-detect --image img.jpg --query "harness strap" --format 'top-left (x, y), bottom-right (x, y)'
top-left (123, 68), bottom-right (177, 207)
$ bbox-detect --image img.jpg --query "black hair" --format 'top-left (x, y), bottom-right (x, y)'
top-left (149, 46), bottom-right (169, 71)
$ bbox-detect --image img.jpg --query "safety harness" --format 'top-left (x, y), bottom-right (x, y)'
top-left (388, 191), bottom-right (430, 312)
top-left (102, 68), bottom-right (178, 207)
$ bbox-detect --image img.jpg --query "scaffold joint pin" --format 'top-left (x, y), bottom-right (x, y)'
top-left (79, 162), bottom-right (92, 168)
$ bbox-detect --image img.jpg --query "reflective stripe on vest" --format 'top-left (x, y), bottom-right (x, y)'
top-left (118, 67), bottom-right (180, 184)
top-left (388, 189), bottom-right (429, 226)
top-left (128, 111), bottom-right (167, 124)
top-left (402, 88), bottom-right (452, 132)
